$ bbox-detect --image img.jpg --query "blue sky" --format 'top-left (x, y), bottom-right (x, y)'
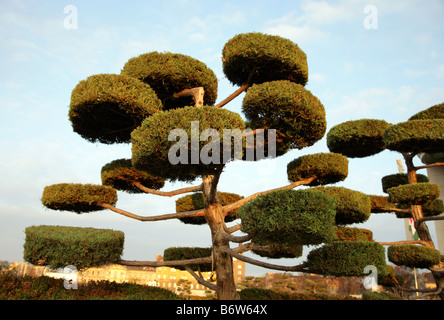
top-left (1, 0), bottom-right (443, 277)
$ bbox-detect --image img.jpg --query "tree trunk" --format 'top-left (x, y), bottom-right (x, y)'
top-left (405, 154), bottom-right (435, 245)
top-left (202, 174), bottom-right (240, 300)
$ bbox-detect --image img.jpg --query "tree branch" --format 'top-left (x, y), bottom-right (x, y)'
top-left (415, 216), bottom-right (444, 231)
top-left (415, 162), bottom-right (444, 171)
top-left (223, 246), bottom-right (307, 272)
top-left (223, 233), bottom-right (252, 243)
top-left (215, 67), bottom-right (257, 108)
top-left (184, 266), bottom-right (217, 291)
top-left (132, 181), bottom-right (203, 198)
top-left (222, 177), bottom-right (316, 214)
top-left (377, 240), bottom-right (431, 246)
top-left (96, 202), bottom-right (204, 222)
top-left (118, 256), bottom-right (212, 268)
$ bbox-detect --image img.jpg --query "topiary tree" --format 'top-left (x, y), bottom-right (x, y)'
top-left (28, 32), bottom-right (396, 300)
top-left (327, 102), bottom-right (444, 299)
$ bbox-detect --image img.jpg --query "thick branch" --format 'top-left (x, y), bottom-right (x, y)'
top-left (223, 246), bottom-right (308, 272)
top-left (215, 67), bottom-right (257, 108)
top-left (184, 266), bottom-right (217, 291)
top-left (223, 233), bottom-right (252, 243)
top-left (377, 240), bottom-right (431, 246)
top-left (118, 256), bottom-right (212, 268)
top-left (415, 216), bottom-right (444, 231)
top-left (222, 177), bottom-right (316, 214)
top-left (415, 162), bottom-right (444, 171)
top-left (96, 202), bottom-right (204, 222)
top-left (132, 181), bottom-right (203, 198)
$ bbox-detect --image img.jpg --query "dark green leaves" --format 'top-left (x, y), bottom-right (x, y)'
top-left (327, 119), bottom-right (391, 158)
top-left (69, 73), bottom-right (162, 144)
top-left (42, 183), bottom-right (117, 213)
top-left (239, 189), bottom-right (336, 246)
top-left (388, 244), bottom-right (441, 269)
top-left (222, 32), bottom-right (308, 86)
top-left (121, 52), bottom-right (218, 109)
top-left (243, 80), bottom-right (326, 152)
top-left (23, 225), bottom-right (124, 270)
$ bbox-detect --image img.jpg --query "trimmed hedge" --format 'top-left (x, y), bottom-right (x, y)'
top-left (287, 153), bottom-right (348, 186)
top-left (387, 244), bottom-right (441, 269)
top-left (42, 183), bottom-right (117, 213)
top-left (68, 73), bottom-right (162, 144)
top-left (409, 102), bottom-right (444, 120)
top-left (387, 183), bottom-right (440, 205)
top-left (101, 158), bottom-right (165, 193)
top-left (239, 189), bottom-right (336, 246)
top-left (313, 187), bottom-right (371, 225)
top-left (381, 173), bottom-right (429, 193)
top-left (121, 51), bottom-right (218, 109)
top-left (306, 241), bottom-right (388, 277)
top-left (334, 227), bottom-right (373, 242)
top-left (163, 247), bottom-right (213, 272)
top-left (23, 225), bottom-right (124, 270)
top-left (175, 192), bottom-right (243, 225)
top-left (0, 273), bottom-right (180, 300)
top-left (326, 119), bottom-right (391, 158)
top-left (383, 119), bottom-right (444, 154)
top-left (131, 105), bottom-right (246, 182)
top-left (222, 32), bottom-right (308, 87)
top-left (242, 80), bottom-right (326, 151)
top-left (251, 239), bottom-right (303, 259)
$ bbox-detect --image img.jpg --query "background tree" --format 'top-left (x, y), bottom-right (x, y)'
top-left (327, 102), bottom-right (444, 299)
top-left (26, 32), bottom-right (418, 300)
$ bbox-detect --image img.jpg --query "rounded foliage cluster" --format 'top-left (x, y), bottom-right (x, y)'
top-left (383, 119), bottom-right (444, 154)
top-left (41, 183), bottom-right (117, 213)
top-left (387, 183), bottom-right (440, 205)
top-left (163, 247), bottom-right (213, 272)
top-left (23, 225), bottom-right (124, 270)
top-left (69, 73), bottom-right (162, 144)
top-left (243, 80), bottom-right (326, 151)
top-left (239, 189), bottom-right (337, 246)
top-left (222, 32), bottom-right (308, 86)
top-left (369, 195), bottom-right (398, 214)
top-left (121, 51), bottom-right (218, 109)
top-left (101, 159), bottom-right (165, 193)
top-left (306, 241), bottom-right (388, 277)
top-left (287, 153), bottom-right (348, 186)
top-left (381, 173), bottom-right (428, 193)
top-left (251, 239), bottom-right (303, 259)
top-left (334, 227), bottom-right (373, 242)
top-left (175, 192), bottom-right (243, 225)
top-left (387, 244), bottom-right (441, 269)
top-left (313, 186), bottom-right (371, 225)
top-left (131, 106), bottom-right (246, 182)
top-left (326, 119), bottom-right (391, 158)
top-left (409, 102), bottom-right (444, 120)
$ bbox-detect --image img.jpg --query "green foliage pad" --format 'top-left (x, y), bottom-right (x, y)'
top-left (23, 225), bottom-right (124, 270)
top-left (222, 32), bottom-right (308, 86)
top-left (42, 183), bottom-right (117, 213)
top-left (326, 119), bottom-right (391, 158)
top-left (388, 183), bottom-right (440, 205)
top-left (388, 244), bottom-right (441, 269)
top-left (121, 51), bottom-right (218, 109)
top-left (101, 158), bottom-right (165, 193)
top-left (306, 241), bottom-right (388, 277)
top-left (242, 80), bottom-right (326, 152)
top-left (239, 189), bottom-right (336, 246)
top-left (69, 73), bottom-right (162, 144)
top-left (287, 153), bottom-right (348, 186)
top-left (163, 247), bottom-right (213, 272)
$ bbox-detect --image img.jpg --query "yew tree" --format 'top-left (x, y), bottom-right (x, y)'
top-left (27, 32), bottom-right (398, 300)
top-left (327, 102), bottom-right (444, 299)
